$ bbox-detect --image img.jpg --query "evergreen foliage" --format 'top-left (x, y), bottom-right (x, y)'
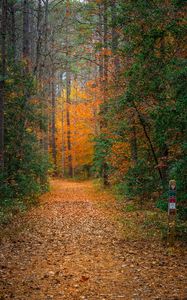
top-left (93, 0), bottom-right (186, 214)
top-left (0, 62), bottom-right (50, 206)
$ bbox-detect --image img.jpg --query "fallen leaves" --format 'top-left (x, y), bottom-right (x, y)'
top-left (0, 179), bottom-right (186, 300)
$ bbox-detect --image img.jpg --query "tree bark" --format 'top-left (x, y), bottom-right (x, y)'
top-left (111, 0), bottom-right (120, 81)
top-left (43, 0), bottom-right (49, 152)
top-left (0, 0), bottom-right (7, 170)
top-left (23, 0), bottom-right (30, 69)
top-left (103, 0), bottom-right (108, 94)
top-left (133, 101), bottom-right (163, 182)
top-left (61, 94), bottom-right (65, 177)
top-left (34, 0), bottom-right (42, 75)
top-left (51, 74), bottom-right (57, 169)
top-left (130, 121), bottom-right (138, 163)
top-left (103, 1), bottom-right (109, 186)
top-left (65, 0), bottom-right (73, 177)
top-left (10, 3), bottom-right (16, 63)
top-left (66, 64), bottom-right (73, 177)
top-left (98, 3), bottom-right (104, 82)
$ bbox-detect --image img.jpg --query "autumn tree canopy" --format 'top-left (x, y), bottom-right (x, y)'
top-left (0, 0), bottom-right (186, 218)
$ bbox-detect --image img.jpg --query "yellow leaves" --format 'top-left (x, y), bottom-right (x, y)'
top-left (55, 81), bottom-right (97, 170)
top-left (7, 89), bottom-right (24, 100)
top-left (21, 57), bottom-right (28, 65)
top-left (5, 79), bottom-right (14, 85)
top-left (26, 127), bottom-right (32, 133)
top-left (165, 31), bottom-right (175, 45)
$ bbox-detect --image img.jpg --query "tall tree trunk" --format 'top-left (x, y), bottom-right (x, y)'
top-left (34, 0), bottom-right (42, 76)
top-left (65, 0), bottom-right (73, 177)
top-left (0, 0), bottom-right (7, 170)
top-left (10, 3), bottom-right (16, 63)
top-left (111, 0), bottom-right (120, 82)
top-left (103, 1), bottom-right (109, 186)
top-left (44, 0), bottom-right (49, 55)
top-left (43, 0), bottom-right (49, 152)
top-left (103, 0), bottom-right (108, 99)
top-left (61, 95), bottom-right (65, 177)
top-left (23, 0), bottom-right (30, 70)
top-left (29, 1), bottom-right (35, 67)
top-left (66, 63), bottom-right (73, 177)
top-left (98, 3), bottom-right (103, 82)
top-left (51, 65), bottom-right (57, 170)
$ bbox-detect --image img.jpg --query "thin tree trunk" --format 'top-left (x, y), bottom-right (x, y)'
top-left (66, 67), bottom-right (73, 177)
top-left (130, 120), bottom-right (138, 164)
top-left (133, 101), bottom-right (163, 182)
top-left (10, 4), bottom-right (16, 63)
top-left (61, 94), bottom-right (65, 177)
top-left (103, 0), bottom-right (108, 99)
top-left (34, 0), bottom-right (42, 75)
top-left (98, 3), bottom-right (103, 82)
top-left (111, 0), bottom-right (120, 81)
top-left (65, 0), bottom-right (73, 177)
top-left (51, 69), bottom-right (57, 170)
top-left (23, 0), bottom-right (30, 63)
top-left (43, 0), bottom-right (49, 152)
top-left (44, 0), bottom-right (49, 55)
top-left (29, 1), bottom-right (35, 67)
top-left (0, 0), bottom-right (7, 170)
top-left (103, 0), bottom-right (109, 186)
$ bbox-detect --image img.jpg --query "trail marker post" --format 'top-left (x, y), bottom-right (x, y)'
top-left (168, 180), bottom-right (176, 247)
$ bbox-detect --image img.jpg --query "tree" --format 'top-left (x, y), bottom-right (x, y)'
top-left (0, 0), bottom-right (7, 170)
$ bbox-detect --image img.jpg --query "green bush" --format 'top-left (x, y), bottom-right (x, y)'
top-left (124, 159), bottom-right (160, 200)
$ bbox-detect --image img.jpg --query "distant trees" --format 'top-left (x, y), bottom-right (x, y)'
top-left (0, 0), bottom-right (186, 219)
top-left (55, 81), bottom-right (95, 177)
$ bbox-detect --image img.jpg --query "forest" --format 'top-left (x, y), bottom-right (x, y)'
top-left (0, 0), bottom-right (186, 218)
top-left (0, 0), bottom-right (187, 298)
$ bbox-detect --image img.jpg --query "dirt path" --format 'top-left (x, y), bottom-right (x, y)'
top-left (0, 180), bottom-right (186, 300)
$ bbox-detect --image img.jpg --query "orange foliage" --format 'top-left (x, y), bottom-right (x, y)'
top-left (55, 82), bottom-right (100, 173)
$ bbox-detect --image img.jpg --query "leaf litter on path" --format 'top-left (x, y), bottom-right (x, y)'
top-left (0, 179), bottom-right (186, 300)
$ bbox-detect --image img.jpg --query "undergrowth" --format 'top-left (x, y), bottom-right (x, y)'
top-left (95, 181), bottom-right (187, 244)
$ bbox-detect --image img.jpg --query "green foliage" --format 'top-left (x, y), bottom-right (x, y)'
top-left (92, 133), bottom-right (113, 178)
top-left (124, 203), bottom-right (137, 212)
top-left (0, 61), bottom-right (50, 213)
top-left (93, 0), bottom-right (186, 221)
top-left (124, 159), bottom-right (160, 200)
top-left (156, 193), bottom-right (168, 212)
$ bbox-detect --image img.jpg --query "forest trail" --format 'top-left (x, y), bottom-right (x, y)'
top-left (0, 180), bottom-right (186, 300)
